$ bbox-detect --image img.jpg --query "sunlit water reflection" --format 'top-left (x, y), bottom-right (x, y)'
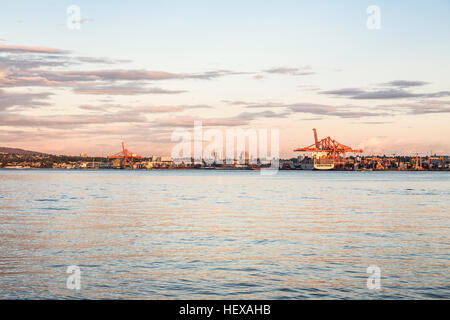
top-left (0, 170), bottom-right (449, 299)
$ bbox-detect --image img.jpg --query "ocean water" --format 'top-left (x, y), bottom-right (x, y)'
top-left (0, 169), bottom-right (449, 299)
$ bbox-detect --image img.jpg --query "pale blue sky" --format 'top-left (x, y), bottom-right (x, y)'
top-left (3, 1), bottom-right (449, 70)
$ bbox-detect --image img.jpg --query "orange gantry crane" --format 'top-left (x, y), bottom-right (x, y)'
top-left (107, 142), bottom-right (142, 168)
top-left (411, 154), bottom-right (424, 170)
top-left (294, 128), bottom-right (363, 169)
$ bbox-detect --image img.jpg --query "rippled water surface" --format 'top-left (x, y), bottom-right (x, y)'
top-left (0, 169), bottom-right (449, 299)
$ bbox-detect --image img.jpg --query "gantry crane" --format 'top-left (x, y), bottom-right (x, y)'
top-left (294, 128), bottom-right (362, 169)
top-left (107, 142), bottom-right (142, 168)
top-left (411, 154), bottom-right (424, 170)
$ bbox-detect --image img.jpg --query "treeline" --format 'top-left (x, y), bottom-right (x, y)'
top-left (0, 153), bottom-right (156, 168)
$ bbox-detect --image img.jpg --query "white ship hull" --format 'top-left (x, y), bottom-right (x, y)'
top-left (313, 152), bottom-right (335, 170)
top-left (313, 162), bottom-right (335, 170)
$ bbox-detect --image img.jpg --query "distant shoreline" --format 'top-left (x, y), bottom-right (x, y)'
top-left (1, 167), bottom-right (449, 172)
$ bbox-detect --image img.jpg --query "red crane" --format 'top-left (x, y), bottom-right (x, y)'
top-left (294, 128), bottom-right (362, 168)
top-left (107, 142), bottom-right (142, 168)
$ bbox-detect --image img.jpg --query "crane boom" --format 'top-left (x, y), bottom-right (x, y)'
top-left (294, 128), bottom-right (362, 169)
top-left (313, 128), bottom-right (319, 149)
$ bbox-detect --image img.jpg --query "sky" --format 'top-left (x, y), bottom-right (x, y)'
top-left (0, 0), bottom-right (449, 157)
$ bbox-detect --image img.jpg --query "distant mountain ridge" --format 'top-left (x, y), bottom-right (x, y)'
top-left (0, 147), bottom-right (47, 155)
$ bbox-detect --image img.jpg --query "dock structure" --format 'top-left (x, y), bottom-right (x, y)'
top-left (107, 142), bottom-right (142, 169)
top-left (1, 139), bottom-right (449, 171)
top-left (294, 128), bottom-right (363, 170)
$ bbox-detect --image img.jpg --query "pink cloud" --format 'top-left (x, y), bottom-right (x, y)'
top-left (73, 86), bottom-right (186, 95)
top-left (0, 44), bottom-right (69, 54)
